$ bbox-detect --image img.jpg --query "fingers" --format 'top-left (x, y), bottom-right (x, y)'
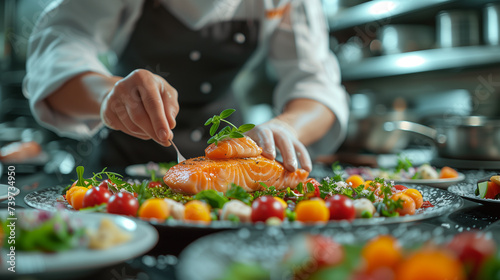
top-left (130, 71), bottom-right (171, 145)
top-left (248, 121), bottom-right (313, 173)
top-left (250, 128), bottom-right (276, 160)
top-left (155, 75), bottom-right (179, 130)
top-left (294, 141), bottom-right (312, 172)
top-left (273, 131), bottom-right (298, 172)
top-left (101, 95), bottom-right (150, 140)
top-left (101, 69), bottom-right (179, 146)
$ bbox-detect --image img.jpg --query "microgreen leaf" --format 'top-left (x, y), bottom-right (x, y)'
top-left (208, 136), bottom-right (217, 145)
top-left (204, 109), bottom-right (256, 145)
top-left (210, 122), bottom-right (219, 136)
top-left (220, 109), bottom-right (235, 119)
top-left (75, 166), bottom-right (87, 187)
top-left (239, 124), bottom-right (255, 132)
top-left (229, 131), bottom-right (245, 138)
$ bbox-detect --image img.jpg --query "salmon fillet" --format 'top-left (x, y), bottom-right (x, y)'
top-left (163, 155), bottom-right (309, 194)
top-left (205, 136), bottom-right (263, 159)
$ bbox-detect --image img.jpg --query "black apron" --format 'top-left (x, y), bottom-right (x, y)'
top-left (101, 0), bottom-right (260, 167)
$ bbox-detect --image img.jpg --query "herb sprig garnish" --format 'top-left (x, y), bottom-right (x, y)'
top-left (205, 109), bottom-right (255, 145)
top-left (395, 155), bottom-right (413, 173)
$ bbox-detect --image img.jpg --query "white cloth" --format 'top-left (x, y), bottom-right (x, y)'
top-left (24, 0), bottom-right (349, 156)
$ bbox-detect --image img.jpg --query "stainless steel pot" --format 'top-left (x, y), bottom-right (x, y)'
top-left (385, 116), bottom-right (500, 161)
top-left (378, 25), bottom-right (435, 55)
top-left (437, 10), bottom-right (480, 48)
top-left (345, 111), bottom-right (414, 154)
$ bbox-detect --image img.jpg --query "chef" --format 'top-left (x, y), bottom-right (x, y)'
top-left (23, 0), bottom-right (349, 172)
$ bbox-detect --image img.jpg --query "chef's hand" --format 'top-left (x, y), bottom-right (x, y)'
top-left (100, 69), bottom-right (179, 146)
top-left (246, 118), bottom-right (312, 172)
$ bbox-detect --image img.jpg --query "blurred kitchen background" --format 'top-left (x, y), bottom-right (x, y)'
top-left (1, 0), bottom-right (500, 174)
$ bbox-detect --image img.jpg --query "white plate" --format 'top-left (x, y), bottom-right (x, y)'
top-left (0, 184), bottom-right (20, 202)
top-left (393, 172), bottom-right (466, 189)
top-left (0, 210), bottom-right (158, 278)
top-left (448, 183), bottom-right (500, 207)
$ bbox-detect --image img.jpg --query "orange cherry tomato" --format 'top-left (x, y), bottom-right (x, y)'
top-left (295, 199), bottom-right (329, 223)
top-left (395, 249), bottom-right (465, 280)
top-left (391, 193), bottom-right (416, 216)
top-left (346, 175), bottom-right (365, 188)
top-left (403, 189), bottom-right (423, 209)
top-left (184, 200), bottom-right (211, 224)
top-left (138, 198), bottom-right (170, 222)
top-left (69, 187), bottom-right (88, 210)
top-left (362, 235), bottom-right (402, 273)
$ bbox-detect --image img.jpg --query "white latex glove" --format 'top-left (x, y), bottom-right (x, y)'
top-left (246, 119), bottom-right (312, 172)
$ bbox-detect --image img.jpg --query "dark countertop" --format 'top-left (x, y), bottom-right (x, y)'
top-left (1, 165), bottom-right (500, 280)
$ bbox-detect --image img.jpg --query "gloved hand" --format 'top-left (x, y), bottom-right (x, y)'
top-left (246, 118), bottom-right (312, 172)
top-left (100, 69), bottom-right (179, 146)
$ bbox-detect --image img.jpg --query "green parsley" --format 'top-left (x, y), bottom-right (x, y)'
top-left (226, 184), bottom-right (253, 205)
top-left (204, 109), bottom-right (255, 145)
top-left (395, 155), bottom-right (413, 173)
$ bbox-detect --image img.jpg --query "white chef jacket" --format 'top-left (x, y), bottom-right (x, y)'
top-left (24, 0), bottom-right (349, 158)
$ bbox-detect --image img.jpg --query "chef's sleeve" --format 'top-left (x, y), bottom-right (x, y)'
top-left (268, 0), bottom-right (349, 158)
top-left (23, 0), bottom-right (141, 140)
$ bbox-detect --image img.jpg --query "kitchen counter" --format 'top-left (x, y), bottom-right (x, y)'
top-left (1, 165), bottom-right (500, 280)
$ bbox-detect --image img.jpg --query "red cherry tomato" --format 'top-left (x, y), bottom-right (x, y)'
top-left (148, 181), bottom-right (162, 188)
top-left (107, 192), bottom-right (139, 216)
top-left (325, 194), bottom-right (356, 221)
top-left (251, 195), bottom-right (285, 223)
top-left (305, 178), bottom-right (321, 198)
top-left (98, 179), bottom-right (114, 190)
top-left (309, 235), bottom-right (344, 267)
top-left (393, 185), bottom-right (408, 191)
top-left (82, 186), bottom-right (112, 208)
top-left (446, 231), bottom-right (497, 277)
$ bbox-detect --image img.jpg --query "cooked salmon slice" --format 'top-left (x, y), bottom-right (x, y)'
top-left (205, 136), bottom-right (262, 159)
top-left (163, 155), bottom-right (309, 194)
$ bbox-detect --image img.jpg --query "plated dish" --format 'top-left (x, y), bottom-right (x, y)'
top-left (25, 110), bottom-right (463, 229)
top-left (0, 210), bottom-right (158, 277)
top-left (177, 224), bottom-right (500, 280)
top-left (24, 183), bottom-right (463, 229)
top-left (448, 183), bottom-right (500, 207)
top-left (0, 184), bottom-right (20, 202)
top-left (392, 173), bottom-right (465, 189)
top-left (344, 163), bottom-right (464, 189)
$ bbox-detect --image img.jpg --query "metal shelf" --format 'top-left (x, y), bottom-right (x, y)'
top-left (339, 46), bottom-right (500, 81)
top-left (328, 0), bottom-right (455, 32)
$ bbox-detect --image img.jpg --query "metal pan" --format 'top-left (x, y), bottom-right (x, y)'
top-left (384, 116), bottom-right (500, 161)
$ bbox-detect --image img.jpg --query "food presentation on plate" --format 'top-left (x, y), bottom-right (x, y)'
top-left (344, 157), bottom-right (464, 189)
top-left (24, 110), bottom-right (463, 228)
top-left (448, 174), bottom-right (500, 206)
top-left (0, 209), bottom-right (158, 276)
top-left (177, 226), bottom-right (500, 280)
